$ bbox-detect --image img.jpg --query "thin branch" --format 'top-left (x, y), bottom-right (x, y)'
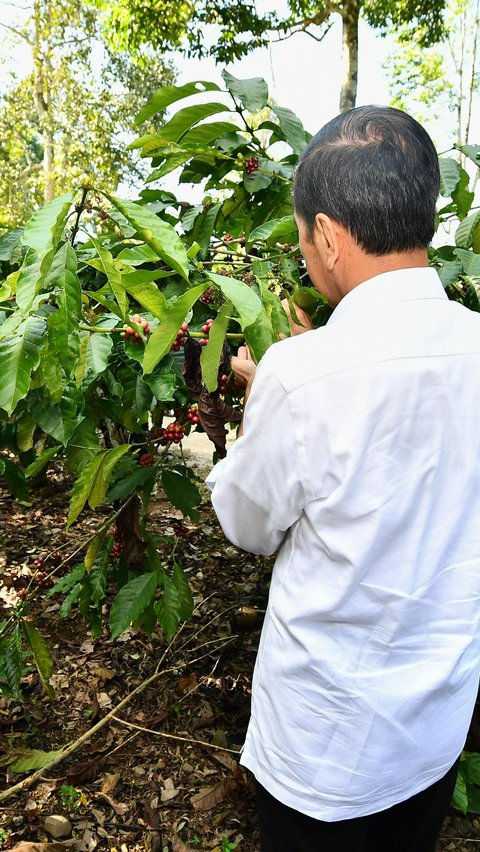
top-left (0, 20), bottom-right (32, 44)
top-left (110, 714), bottom-right (241, 755)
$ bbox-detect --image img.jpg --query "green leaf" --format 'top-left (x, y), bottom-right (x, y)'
top-left (173, 563), bottom-right (194, 621)
top-left (1, 458), bottom-right (29, 502)
top-left (452, 769), bottom-right (468, 814)
top-left (456, 211), bottom-right (480, 248)
top-left (86, 332), bottom-right (114, 379)
top-left (451, 167), bottom-right (474, 220)
top-left (16, 413), bottom-right (36, 452)
top-left (116, 244), bottom-right (160, 266)
top-left (244, 309), bottom-right (275, 363)
top-left (110, 572), bottom-right (159, 639)
top-left (146, 151), bottom-right (192, 182)
top-left (270, 105), bottom-right (307, 155)
top-left (47, 243), bottom-right (82, 374)
top-left (25, 445), bottom-right (62, 478)
top-left (22, 193), bottom-right (73, 257)
top-left (206, 272), bottom-right (262, 328)
top-left (88, 445), bottom-right (131, 509)
top-left (5, 747), bottom-right (65, 774)
top-left (106, 195), bottom-right (190, 281)
top-left (108, 466), bottom-right (155, 502)
top-left (22, 621), bottom-right (54, 699)
top-left (437, 260), bottom-right (463, 287)
top-left (90, 239), bottom-right (128, 316)
top-left (49, 563), bottom-right (86, 597)
top-left (180, 122), bottom-right (241, 147)
top-left (155, 573), bottom-right (181, 642)
top-left (30, 387), bottom-right (82, 446)
top-left (66, 417), bottom-right (100, 474)
top-left (0, 315), bottom-right (45, 414)
top-left (161, 469), bottom-right (202, 521)
top-left (0, 227), bottom-right (23, 262)
top-left (248, 216), bottom-right (297, 247)
top-left (4, 625), bottom-right (22, 696)
top-left (84, 533), bottom-right (106, 572)
top-left (145, 102), bottom-right (229, 144)
top-left (134, 81), bottom-right (221, 125)
top-left (456, 144), bottom-right (480, 167)
top-left (222, 70), bottom-right (269, 112)
top-left (16, 246), bottom-right (56, 313)
top-left (142, 282), bottom-right (208, 374)
top-left (200, 301), bottom-right (231, 392)
top-left (144, 358), bottom-right (177, 401)
top-left (191, 202), bottom-right (222, 258)
top-left (439, 158), bottom-right (461, 197)
top-left (67, 451), bottom-right (105, 529)
top-left (123, 279), bottom-right (168, 319)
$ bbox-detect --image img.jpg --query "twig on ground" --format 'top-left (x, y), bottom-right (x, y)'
top-left (110, 714), bottom-right (241, 755)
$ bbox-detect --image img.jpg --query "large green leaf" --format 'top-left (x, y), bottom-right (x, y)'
top-left (144, 102), bottom-right (230, 144)
top-left (116, 244), bottom-right (160, 266)
top-left (123, 279), bottom-right (168, 319)
top-left (206, 272), bottom-right (262, 328)
top-left (456, 211), bottom-right (480, 248)
top-left (0, 227), bottom-right (23, 262)
top-left (142, 282), bottom-right (208, 374)
top-left (155, 573), bottom-right (181, 642)
top-left (173, 562), bottom-right (194, 621)
top-left (144, 358), bottom-right (177, 401)
top-left (66, 417), bottom-right (100, 474)
top-left (439, 158), bottom-right (461, 197)
top-left (25, 445), bottom-right (62, 478)
top-left (30, 387), bottom-right (82, 446)
top-left (161, 469), bottom-right (201, 521)
top-left (22, 193), bottom-right (73, 257)
top-left (110, 572), bottom-right (159, 639)
top-left (66, 445), bottom-right (133, 527)
top-left (244, 309), bottom-right (275, 363)
top-left (180, 121), bottom-right (241, 147)
top-left (222, 70), bottom-right (269, 112)
top-left (47, 243), bottom-right (82, 374)
top-left (16, 246), bottom-right (56, 313)
top-left (0, 315), bottom-right (46, 415)
top-left (270, 105), bottom-right (307, 155)
top-left (106, 196), bottom-right (190, 281)
top-left (146, 152), bottom-right (192, 182)
top-left (134, 81), bottom-right (221, 125)
top-left (90, 240), bottom-right (128, 317)
top-left (200, 301), bottom-right (231, 392)
top-left (86, 332), bottom-right (114, 379)
top-left (456, 144), bottom-right (480, 167)
top-left (1, 458), bottom-right (29, 502)
top-left (248, 216), bottom-right (297, 247)
top-left (4, 747), bottom-right (65, 774)
top-left (4, 625), bottom-right (22, 696)
top-left (22, 621), bottom-right (54, 699)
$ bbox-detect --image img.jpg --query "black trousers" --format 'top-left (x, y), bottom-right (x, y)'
top-left (255, 759), bottom-right (459, 852)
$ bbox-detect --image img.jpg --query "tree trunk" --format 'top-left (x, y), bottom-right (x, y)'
top-left (33, 0), bottom-right (55, 202)
top-left (339, 1), bottom-right (360, 112)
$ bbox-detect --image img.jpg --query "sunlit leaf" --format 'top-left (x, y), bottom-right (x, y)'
top-left (0, 315), bottom-right (45, 415)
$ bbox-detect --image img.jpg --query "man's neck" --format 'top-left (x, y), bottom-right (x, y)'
top-left (338, 248), bottom-right (429, 302)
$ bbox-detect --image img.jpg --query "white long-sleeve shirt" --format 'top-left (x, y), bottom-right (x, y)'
top-left (206, 267), bottom-right (480, 821)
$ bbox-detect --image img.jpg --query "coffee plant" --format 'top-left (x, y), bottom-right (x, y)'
top-left (0, 73), bottom-right (479, 807)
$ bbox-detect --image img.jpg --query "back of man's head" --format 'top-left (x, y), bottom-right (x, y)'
top-left (293, 106), bottom-right (440, 256)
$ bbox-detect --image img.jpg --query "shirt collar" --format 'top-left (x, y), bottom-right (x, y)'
top-left (327, 267), bottom-right (447, 326)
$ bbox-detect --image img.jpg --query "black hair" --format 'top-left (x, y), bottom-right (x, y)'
top-left (293, 105), bottom-right (440, 255)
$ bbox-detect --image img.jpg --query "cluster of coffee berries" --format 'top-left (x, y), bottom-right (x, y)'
top-left (171, 321), bottom-right (188, 352)
top-left (219, 373), bottom-right (229, 395)
top-left (186, 405), bottom-right (200, 425)
top-left (159, 422), bottom-right (186, 444)
top-left (200, 288), bottom-right (214, 304)
top-left (172, 522), bottom-right (189, 538)
top-left (122, 314), bottom-right (151, 343)
top-left (223, 233), bottom-right (234, 243)
top-left (139, 452), bottom-right (154, 467)
top-left (33, 562), bottom-right (53, 589)
top-left (244, 156), bottom-right (260, 174)
top-left (111, 541), bottom-right (125, 558)
top-left (199, 318), bottom-right (214, 346)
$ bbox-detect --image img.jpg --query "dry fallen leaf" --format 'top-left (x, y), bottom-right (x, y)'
top-left (190, 781), bottom-right (227, 811)
top-left (92, 667), bottom-right (116, 681)
top-left (100, 771), bottom-right (120, 795)
top-left (94, 792), bottom-right (129, 815)
top-left (11, 844), bottom-right (78, 852)
top-left (171, 836), bottom-right (193, 852)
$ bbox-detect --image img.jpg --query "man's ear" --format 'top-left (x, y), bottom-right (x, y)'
top-left (313, 213), bottom-right (342, 271)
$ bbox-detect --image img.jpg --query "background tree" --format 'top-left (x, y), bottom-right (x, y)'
top-left (0, 0), bottom-right (175, 228)
top-left (96, 0), bottom-right (449, 112)
top-left (385, 0), bottom-right (480, 147)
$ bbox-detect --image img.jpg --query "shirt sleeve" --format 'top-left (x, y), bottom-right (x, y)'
top-left (205, 350), bottom-right (306, 555)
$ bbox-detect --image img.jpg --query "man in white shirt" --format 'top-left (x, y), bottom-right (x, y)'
top-left (207, 106), bottom-right (480, 851)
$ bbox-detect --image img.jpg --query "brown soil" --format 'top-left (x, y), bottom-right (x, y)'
top-left (0, 460), bottom-right (478, 852)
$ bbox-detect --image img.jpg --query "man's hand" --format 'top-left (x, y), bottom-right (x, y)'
top-left (281, 299), bottom-right (314, 336)
top-left (231, 346), bottom-right (256, 438)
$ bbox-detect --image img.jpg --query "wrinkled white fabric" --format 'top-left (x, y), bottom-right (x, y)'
top-left (206, 267), bottom-right (480, 820)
